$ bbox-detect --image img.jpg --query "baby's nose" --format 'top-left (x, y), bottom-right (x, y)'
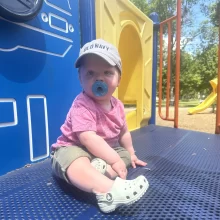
top-left (96, 74), bottom-right (104, 81)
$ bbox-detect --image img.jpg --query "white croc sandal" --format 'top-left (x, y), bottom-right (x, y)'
top-left (91, 158), bottom-right (107, 175)
top-left (96, 175), bottom-right (149, 213)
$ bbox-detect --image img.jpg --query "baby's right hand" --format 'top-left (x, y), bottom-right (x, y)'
top-left (111, 159), bottom-right (127, 179)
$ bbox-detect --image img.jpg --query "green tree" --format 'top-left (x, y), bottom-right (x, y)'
top-left (130, 0), bottom-right (202, 48)
top-left (211, 1), bottom-right (220, 26)
top-left (131, 0), bottom-right (219, 99)
top-left (179, 51), bottom-right (199, 98)
top-left (130, 0), bottom-right (205, 99)
top-left (129, 0), bottom-right (149, 14)
top-left (191, 46), bottom-right (218, 95)
top-left (199, 1), bottom-right (219, 49)
top-left (201, 1), bottom-right (220, 27)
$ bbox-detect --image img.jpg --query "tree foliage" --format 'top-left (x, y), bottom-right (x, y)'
top-left (130, 0), bottom-right (201, 47)
top-left (181, 46), bottom-right (218, 98)
top-left (201, 1), bottom-right (220, 27)
top-left (130, 0), bottom-right (219, 99)
top-left (199, 2), bottom-right (219, 49)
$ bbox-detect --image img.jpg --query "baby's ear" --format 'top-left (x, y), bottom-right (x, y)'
top-left (78, 69), bottom-right (82, 83)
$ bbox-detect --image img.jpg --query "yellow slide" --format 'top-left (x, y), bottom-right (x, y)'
top-left (188, 78), bottom-right (218, 115)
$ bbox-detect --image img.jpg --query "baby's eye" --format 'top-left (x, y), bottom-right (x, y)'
top-left (86, 71), bottom-right (94, 76)
top-left (104, 71), bottom-right (113, 76)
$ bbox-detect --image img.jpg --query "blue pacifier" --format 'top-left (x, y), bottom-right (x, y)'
top-left (92, 81), bottom-right (108, 97)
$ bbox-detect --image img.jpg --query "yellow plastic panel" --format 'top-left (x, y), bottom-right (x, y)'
top-left (95, 0), bottom-right (153, 131)
top-left (210, 78), bottom-right (218, 91)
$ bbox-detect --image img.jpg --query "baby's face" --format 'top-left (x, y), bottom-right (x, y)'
top-left (79, 55), bottom-right (121, 101)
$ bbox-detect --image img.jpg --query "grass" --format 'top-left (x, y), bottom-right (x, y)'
top-left (179, 100), bottom-right (200, 107)
top-left (156, 100), bottom-right (200, 107)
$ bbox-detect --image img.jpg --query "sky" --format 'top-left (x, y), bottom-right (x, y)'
top-left (184, 3), bottom-right (206, 52)
top-left (184, 0), bottom-right (215, 53)
top-left (163, 3), bottom-right (206, 53)
top-left (162, 1), bottom-right (213, 53)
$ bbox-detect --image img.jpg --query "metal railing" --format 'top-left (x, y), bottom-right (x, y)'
top-left (158, 0), bottom-right (181, 128)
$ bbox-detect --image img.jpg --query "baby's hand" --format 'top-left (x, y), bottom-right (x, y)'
top-left (131, 154), bottom-right (147, 168)
top-left (111, 159), bottom-right (127, 179)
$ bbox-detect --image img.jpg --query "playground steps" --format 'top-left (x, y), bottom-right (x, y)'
top-left (124, 106), bottom-right (137, 114)
top-left (1, 125), bottom-right (220, 219)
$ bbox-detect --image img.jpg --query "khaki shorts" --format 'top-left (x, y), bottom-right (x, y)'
top-left (51, 145), bottom-right (131, 183)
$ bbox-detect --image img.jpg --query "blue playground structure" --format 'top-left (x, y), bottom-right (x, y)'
top-left (0, 0), bottom-right (220, 219)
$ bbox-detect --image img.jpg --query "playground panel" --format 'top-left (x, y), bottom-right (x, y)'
top-left (95, 0), bottom-right (153, 130)
top-left (0, 0), bottom-right (81, 175)
top-left (0, 125), bottom-right (220, 219)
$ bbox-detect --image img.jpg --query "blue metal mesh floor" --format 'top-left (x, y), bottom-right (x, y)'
top-left (1, 125), bottom-right (220, 219)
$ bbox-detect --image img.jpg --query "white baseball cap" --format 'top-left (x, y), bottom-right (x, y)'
top-left (75, 39), bottom-right (122, 72)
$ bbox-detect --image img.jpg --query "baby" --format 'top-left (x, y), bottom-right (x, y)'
top-left (51, 39), bottom-right (149, 213)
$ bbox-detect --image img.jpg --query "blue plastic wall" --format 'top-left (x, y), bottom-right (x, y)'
top-left (79, 0), bottom-right (96, 45)
top-left (0, 0), bottom-right (81, 175)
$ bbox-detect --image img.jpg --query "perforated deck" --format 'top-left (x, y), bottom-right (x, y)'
top-left (1, 125), bottom-right (220, 219)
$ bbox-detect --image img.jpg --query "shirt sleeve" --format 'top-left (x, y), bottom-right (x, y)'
top-left (121, 120), bottom-right (128, 133)
top-left (70, 102), bottom-right (97, 133)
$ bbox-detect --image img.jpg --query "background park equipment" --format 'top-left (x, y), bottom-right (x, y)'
top-left (0, 0), bottom-right (153, 175)
top-left (95, 0), bottom-right (153, 131)
top-left (188, 78), bottom-right (218, 115)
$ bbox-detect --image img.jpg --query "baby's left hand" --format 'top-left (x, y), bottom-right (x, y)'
top-left (131, 154), bottom-right (147, 168)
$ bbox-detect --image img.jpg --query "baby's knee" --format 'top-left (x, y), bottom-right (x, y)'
top-left (51, 146), bottom-right (92, 183)
top-left (67, 157), bottom-right (91, 177)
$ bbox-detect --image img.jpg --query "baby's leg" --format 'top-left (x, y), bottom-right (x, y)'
top-left (106, 147), bottom-right (131, 179)
top-left (51, 146), bottom-right (113, 193)
top-left (105, 165), bottom-right (118, 179)
top-left (51, 146), bottom-right (149, 213)
top-left (67, 157), bottom-right (114, 193)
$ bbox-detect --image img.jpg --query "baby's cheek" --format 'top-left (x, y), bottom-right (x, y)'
top-left (84, 82), bottom-right (92, 90)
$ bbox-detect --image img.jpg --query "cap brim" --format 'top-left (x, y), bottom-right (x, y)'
top-left (75, 51), bottom-right (116, 68)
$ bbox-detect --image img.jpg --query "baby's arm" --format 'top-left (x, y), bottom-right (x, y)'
top-left (77, 131), bottom-right (127, 178)
top-left (119, 129), bottom-right (147, 168)
top-left (78, 131), bottom-right (120, 163)
top-left (119, 129), bottom-right (135, 155)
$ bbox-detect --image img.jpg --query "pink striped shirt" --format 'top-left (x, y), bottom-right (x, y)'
top-left (52, 92), bottom-right (127, 149)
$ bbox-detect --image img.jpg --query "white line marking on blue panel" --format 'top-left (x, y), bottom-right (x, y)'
top-left (49, 13), bottom-right (69, 33)
top-left (0, 45), bottom-right (72, 57)
top-left (27, 95), bottom-right (49, 162)
top-left (44, 0), bottom-right (72, 16)
top-left (0, 98), bottom-right (18, 127)
top-left (67, 0), bottom-right (71, 9)
top-left (0, 17), bottom-right (73, 43)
